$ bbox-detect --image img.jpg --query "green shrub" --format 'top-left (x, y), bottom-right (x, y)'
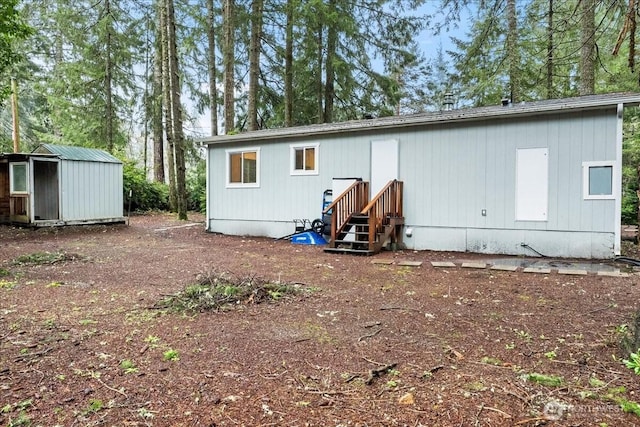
top-left (123, 160), bottom-right (169, 212)
top-left (186, 159), bottom-right (206, 213)
top-left (622, 165), bottom-right (638, 225)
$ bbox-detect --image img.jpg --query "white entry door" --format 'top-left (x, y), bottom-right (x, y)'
top-left (370, 139), bottom-right (399, 197)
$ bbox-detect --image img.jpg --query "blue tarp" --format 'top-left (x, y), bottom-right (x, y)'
top-left (290, 231), bottom-right (327, 245)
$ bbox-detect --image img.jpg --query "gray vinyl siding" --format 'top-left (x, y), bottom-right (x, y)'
top-left (59, 159), bottom-right (123, 222)
top-left (208, 135), bottom-right (373, 237)
top-left (398, 111), bottom-right (616, 232)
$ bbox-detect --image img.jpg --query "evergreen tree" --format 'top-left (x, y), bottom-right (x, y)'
top-left (0, 0), bottom-right (31, 102)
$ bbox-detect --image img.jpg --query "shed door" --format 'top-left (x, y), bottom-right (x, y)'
top-left (371, 139), bottom-right (398, 197)
top-left (33, 160), bottom-right (59, 221)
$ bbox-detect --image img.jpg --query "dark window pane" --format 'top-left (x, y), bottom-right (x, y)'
top-left (295, 148), bottom-right (304, 170)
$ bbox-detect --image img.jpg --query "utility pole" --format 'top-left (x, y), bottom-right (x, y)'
top-left (11, 78), bottom-right (20, 153)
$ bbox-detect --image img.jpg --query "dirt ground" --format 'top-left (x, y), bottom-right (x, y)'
top-left (1, 212), bottom-right (640, 427)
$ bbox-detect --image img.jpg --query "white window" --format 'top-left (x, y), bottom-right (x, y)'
top-left (290, 143), bottom-right (318, 175)
top-left (226, 148), bottom-right (260, 187)
top-left (583, 161), bottom-right (615, 200)
top-left (515, 148), bottom-right (548, 221)
top-left (10, 162), bottom-right (28, 194)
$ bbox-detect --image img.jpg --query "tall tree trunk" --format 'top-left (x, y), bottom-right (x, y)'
top-left (223, 0), bottom-right (235, 133)
top-left (160, 0), bottom-right (176, 211)
top-left (546, 0), bottom-right (554, 99)
top-left (579, 0), bottom-right (596, 95)
top-left (613, 0), bottom-right (638, 81)
top-left (284, 0), bottom-right (293, 127)
top-left (166, 0), bottom-right (187, 220)
top-left (506, 0), bottom-right (518, 102)
top-left (206, 0), bottom-right (218, 136)
top-left (323, 0), bottom-right (336, 124)
top-left (104, 0), bottom-right (115, 153)
top-left (316, 26), bottom-right (323, 124)
top-left (637, 165), bottom-right (640, 241)
top-left (153, 1), bottom-right (165, 183)
top-left (630, 0), bottom-right (637, 73)
top-left (143, 16), bottom-right (150, 176)
top-left (248, 0), bottom-right (263, 131)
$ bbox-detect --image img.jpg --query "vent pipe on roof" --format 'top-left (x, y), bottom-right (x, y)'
top-left (443, 92), bottom-right (454, 111)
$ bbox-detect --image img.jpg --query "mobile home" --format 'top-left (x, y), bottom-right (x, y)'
top-left (201, 93), bottom-right (640, 258)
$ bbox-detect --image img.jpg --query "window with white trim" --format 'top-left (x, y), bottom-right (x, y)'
top-left (226, 148), bottom-right (260, 187)
top-left (10, 162), bottom-right (28, 194)
top-left (290, 143), bottom-right (318, 175)
top-left (583, 161), bottom-right (614, 200)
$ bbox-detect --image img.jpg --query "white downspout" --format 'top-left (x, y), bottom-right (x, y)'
top-left (614, 103), bottom-right (624, 256)
top-left (205, 144), bottom-right (211, 232)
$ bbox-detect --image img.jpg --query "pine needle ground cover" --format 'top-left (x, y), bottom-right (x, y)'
top-left (0, 212), bottom-right (639, 426)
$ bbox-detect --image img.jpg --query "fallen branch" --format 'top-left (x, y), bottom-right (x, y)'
top-left (379, 306), bottom-right (421, 312)
top-left (361, 357), bottom-right (389, 366)
top-left (445, 346), bottom-right (464, 360)
top-left (514, 416), bottom-right (552, 425)
top-left (13, 347), bottom-right (52, 362)
top-left (427, 364), bottom-right (444, 374)
top-left (358, 328), bottom-right (382, 342)
top-left (499, 385), bottom-right (531, 405)
top-left (344, 362), bottom-right (398, 385)
top-left (95, 376), bottom-right (127, 397)
top-left (482, 406), bottom-right (511, 418)
top-left (304, 389), bottom-right (353, 396)
top-left (475, 403), bottom-right (484, 427)
top-left (585, 305), bottom-right (614, 315)
top-left (365, 362), bottom-right (397, 385)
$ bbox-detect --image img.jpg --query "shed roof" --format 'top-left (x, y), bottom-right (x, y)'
top-left (33, 144), bottom-right (121, 164)
top-left (201, 92), bottom-right (640, 146)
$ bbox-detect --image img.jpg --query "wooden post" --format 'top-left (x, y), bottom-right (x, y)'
top-left (11, 78), bottom-right (20, 153)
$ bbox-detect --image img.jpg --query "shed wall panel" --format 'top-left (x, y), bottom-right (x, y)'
top-left (59, 160), bottom-right (123, 221)
top-left (0, 162), bottom-right (8, 221)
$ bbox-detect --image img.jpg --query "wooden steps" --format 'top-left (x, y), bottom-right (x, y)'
top-left (325, 214), bottom-right (378, 255)
top-left (323, 180), bottom-right (404, 256)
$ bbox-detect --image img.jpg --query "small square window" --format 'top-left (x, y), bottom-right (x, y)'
top-left (226, 148), bottom-right (259, 187)
top-left (290, 144), bottom-right (318, 175)
top-left (10, 162), bottom-right (28, 194)
top-left (583, 161), bottom-right (615, 200)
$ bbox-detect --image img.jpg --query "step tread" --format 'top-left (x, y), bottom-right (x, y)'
top-left (324, 247), bottom-right (376, 256)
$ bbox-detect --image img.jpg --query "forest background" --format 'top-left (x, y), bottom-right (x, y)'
top-left (1, 0), bottom-right (640, 224)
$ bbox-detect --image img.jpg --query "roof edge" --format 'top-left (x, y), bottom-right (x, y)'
top-left (200, 92), bottom-right (640, 146)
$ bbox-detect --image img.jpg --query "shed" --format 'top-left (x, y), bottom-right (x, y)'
top-left (0, 144), bottom-right (124, 226)
top-left (201, 93), bottom-right (640, 259)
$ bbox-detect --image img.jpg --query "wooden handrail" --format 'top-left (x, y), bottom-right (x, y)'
top-left (323, 180), bottom-right (369, 243)
top-left (361, 180), bottom-right (403, 245)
